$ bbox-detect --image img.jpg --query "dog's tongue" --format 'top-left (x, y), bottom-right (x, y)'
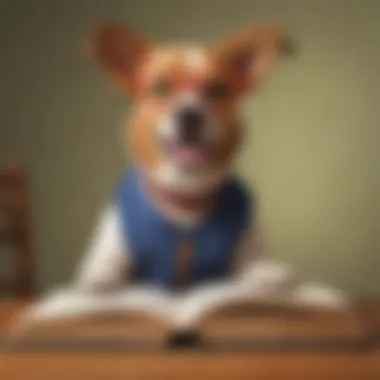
top-left (173, 145), bottom-right (203, 167)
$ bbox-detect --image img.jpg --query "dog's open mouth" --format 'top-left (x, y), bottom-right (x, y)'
top-left (171, 144), bottom-right (206, 168)
top-left (161, 138), bottom-right (209, 170)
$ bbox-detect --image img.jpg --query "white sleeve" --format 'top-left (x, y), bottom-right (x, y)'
top-left (74, 204), bottom-right (130, 289)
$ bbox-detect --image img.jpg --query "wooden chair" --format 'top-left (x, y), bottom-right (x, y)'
top-left (0, 166), bottom-right (34, 297)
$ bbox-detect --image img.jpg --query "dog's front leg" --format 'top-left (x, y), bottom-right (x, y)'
top-left (234, 231), bottom-right (348, 308)
top-left (75, 205), bottom-right (130, 292)
top-left (233, 230), bottom-right (296, 296)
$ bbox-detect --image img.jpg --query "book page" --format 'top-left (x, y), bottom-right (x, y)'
top-left (13, 285), bottom-right (178, 333)
top-left (172, 274), bottom-right (350, 330)
top-left (172, 281), bottom-right (248, 329)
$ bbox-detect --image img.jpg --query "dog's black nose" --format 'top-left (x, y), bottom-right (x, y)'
top-left (177, 107), bottom-right (205, 144)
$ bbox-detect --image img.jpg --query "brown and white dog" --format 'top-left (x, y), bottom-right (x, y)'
top-left (75, 22), bottom-right (345, 306)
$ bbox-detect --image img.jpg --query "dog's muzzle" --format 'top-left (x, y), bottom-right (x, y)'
top-left (158, 94), bottom-right (214, 170)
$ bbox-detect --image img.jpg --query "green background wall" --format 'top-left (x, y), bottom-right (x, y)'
top-left (0, 0), bottom-right (378, 296)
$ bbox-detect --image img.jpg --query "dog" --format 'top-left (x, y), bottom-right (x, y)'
top-left (74, 21), bottom-right (334, 301)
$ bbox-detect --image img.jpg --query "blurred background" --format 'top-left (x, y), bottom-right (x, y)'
top-left (0, 0), bottom-right (378, 297)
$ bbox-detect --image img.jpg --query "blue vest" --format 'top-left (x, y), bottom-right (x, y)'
top-left (115, 170), bottom-right (253, 288)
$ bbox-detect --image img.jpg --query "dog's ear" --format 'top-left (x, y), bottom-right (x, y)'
top-left (89, 22), bottom-right (152, 92)
top-left (213, 23), bottom-right (295, 93)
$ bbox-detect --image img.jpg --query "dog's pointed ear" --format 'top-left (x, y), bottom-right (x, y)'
top-left (89, 22), bottom-right (152, 92)
top-left (213, 23), bottom-right (295, 93)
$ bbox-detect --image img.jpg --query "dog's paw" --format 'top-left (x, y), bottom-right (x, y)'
top-left (292, 283), bottom-right (350, 310)
top-left (239, 259), bottom-right (296, 295)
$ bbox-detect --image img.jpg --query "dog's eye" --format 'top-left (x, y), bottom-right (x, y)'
top-left (203, 80), bottom-right (230, 100)
top-left (150, 80), bottom-right (172, 97)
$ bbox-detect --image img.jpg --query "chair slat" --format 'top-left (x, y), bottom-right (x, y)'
top-left (0, 165), bottom-right (34, 297)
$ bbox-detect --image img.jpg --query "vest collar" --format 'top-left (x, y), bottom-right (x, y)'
top-left (143, 176), bottom-right (222, 214)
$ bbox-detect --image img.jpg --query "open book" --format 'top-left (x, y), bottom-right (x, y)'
top-left (9, 267), bottom-right (364, 347)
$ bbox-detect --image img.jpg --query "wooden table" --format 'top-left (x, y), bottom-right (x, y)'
top-left (0, 299), bottom-right (379, 380)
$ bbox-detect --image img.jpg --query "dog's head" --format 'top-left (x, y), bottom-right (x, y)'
top-left (90, 22), bottom-right (293, 193)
